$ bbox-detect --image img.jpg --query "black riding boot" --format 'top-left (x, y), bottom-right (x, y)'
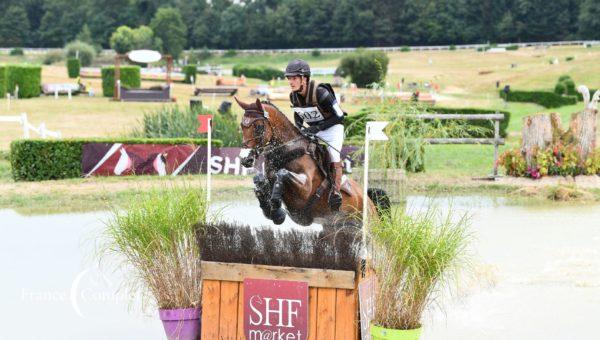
top-left (329, 162), bottom-right (343, 211)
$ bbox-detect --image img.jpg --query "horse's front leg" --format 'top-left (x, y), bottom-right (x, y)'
top-left (270, 169), bottom-right (309, 225)
top-left (253, 173), bottom-right (273, 220)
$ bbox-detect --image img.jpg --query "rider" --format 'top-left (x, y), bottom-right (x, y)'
top-left (285, 59), bottom-right (345, 211)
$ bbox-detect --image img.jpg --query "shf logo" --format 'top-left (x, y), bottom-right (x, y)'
top-left (244, 278), bottom-right (308, 340)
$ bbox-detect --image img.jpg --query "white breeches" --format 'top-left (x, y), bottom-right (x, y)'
top-left (316, 124), bottom-right (344, 162)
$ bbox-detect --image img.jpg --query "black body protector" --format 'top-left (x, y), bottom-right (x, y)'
top-left (290, 80), bottom-right (344, 132)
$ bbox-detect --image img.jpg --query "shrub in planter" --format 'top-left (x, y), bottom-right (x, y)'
top-left (103, 185), bottom-right (206, 340)
top-left (338, 50), bottom-right (389, 87)
top-left (6, 65), bottom-right (42, 98)
top-left (182, 65), bottom-right (197, 84)
top-left (101, 65), bottom-right (141, 97)
top-left (65, 40), bottom-right (96, 66)
top-left (67, 58), bottom-right (81, 78)
top-left (370, 207), bottom-right (471, 338)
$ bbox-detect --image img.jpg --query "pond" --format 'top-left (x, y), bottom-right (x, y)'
top-left (1, 195), bottom-right (599, 339)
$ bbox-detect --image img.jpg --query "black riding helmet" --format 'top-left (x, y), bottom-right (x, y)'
top-left (285, 59), bottom-right (311, 77)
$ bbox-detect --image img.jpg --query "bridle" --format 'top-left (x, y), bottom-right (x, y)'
top-left (240, 109), bottom-right (274, 153)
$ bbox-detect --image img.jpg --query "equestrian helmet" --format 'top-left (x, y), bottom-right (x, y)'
top-left (285, 59), bottom-right (311, 77)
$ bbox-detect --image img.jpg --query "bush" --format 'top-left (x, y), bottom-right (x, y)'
top-left (311, 49), bottom-right (321, 57)
top-left (0, 65), bottom-right (6, 97)
top-left (554, 82), bottom-right (566, 95)
top-left (565, 56), bottom-right (574, 62)
top-left (506, 45), bottom-right (519, 51)
top-left (232, 64), bottom-right (284, 81)
top-left (67, 58), bottom-right (81, 78)
top-left (43, 51), bottom-right (64, 65)
top-left (182, 65), bottom-right (197, 84)
top-left (499, 90), bottom-right (577, 108)
top-left (223, 49), bottom-right (237, 58)
top-left (10, 138), bottom-right (219, 181)
top-left (189, 47), bottom-right (212, 63)
top-left (6, 65), bottom-right (42, 98)
top-left (9, 48), bottom-right (24, 56)
top-left (101, 66), bottom-right (141, 97)
top-left (558, 75), bottom-right (572, 82)
top-left (65, 40), bottom-right (96, 67)
top-left (449, 45), bottom-right (456, 51)
top-left (400, 46), bottom-right (410, 52)
top-left (337, 50), bottom-right (389, 87)
top-left (135, 105), bottom-right (242, 147)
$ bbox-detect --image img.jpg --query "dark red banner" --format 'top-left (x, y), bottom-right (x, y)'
top-left (244, 278), bottom-right (308, 340)
top-left (82, 143), bottom-right (359, 177)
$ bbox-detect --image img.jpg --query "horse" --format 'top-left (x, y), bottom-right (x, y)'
top-left (235, 97), bottom-right (389, 229)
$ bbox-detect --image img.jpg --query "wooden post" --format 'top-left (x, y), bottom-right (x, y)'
top-left (493, 116), bottom-right (500, 176)
top-left (113, 55), bottom-right (121, 101)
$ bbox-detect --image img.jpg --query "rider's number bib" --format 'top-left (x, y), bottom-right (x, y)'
top-left (294, 107), bottom-right (324, 123)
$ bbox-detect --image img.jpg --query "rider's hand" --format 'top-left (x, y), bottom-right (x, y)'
top-left (302, 126), bottom-right (320, 134)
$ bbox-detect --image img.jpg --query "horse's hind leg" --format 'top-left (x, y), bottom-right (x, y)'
top-left (253, 174), bottom-right (273, 220)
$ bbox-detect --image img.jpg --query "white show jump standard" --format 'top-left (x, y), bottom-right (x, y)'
top-left (0, 113), bottom-right (61, 138)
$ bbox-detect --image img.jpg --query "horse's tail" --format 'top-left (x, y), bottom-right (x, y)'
top-left (367, 188), bottom-right (391, 217)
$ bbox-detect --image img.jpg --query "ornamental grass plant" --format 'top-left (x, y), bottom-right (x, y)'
top-left (103, 185), bottom-right (207, 309)
top-left (371, 205), bottom-right (472, 330)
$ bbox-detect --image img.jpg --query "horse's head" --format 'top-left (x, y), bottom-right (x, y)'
top-left (235, 97), bottom-right (274, 149)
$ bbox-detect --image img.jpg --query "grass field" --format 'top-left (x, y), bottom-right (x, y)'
top-left (1, 45), bottom-right (599, 211)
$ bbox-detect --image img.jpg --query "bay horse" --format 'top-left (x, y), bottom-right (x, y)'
top-left (235, 97), bottom-right (389, 228)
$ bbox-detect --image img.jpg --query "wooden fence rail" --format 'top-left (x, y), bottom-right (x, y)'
top-left (407, 113), bottom-right (505, 177)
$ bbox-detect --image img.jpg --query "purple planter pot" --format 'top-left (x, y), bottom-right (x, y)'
top-left (159, 307), bottom-right (201, 340)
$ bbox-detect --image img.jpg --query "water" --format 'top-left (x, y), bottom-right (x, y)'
top-left (1, 196), bottom-right (599, 339)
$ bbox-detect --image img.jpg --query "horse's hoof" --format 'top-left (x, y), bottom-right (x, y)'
top-left (271, 209), bottom-right (286, 225)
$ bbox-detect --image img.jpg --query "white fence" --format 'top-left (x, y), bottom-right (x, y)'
top-left (0, 113), bottom-right (61, 138)
top-left (1, 40), bottom-right (598, 56)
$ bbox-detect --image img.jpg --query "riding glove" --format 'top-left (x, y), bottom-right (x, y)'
top-left (302, 125), bottom-right (320, 134)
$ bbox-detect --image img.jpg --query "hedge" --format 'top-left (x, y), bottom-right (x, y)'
top-left (232, 64), bottom-right (284, 81)
top-left (499, 90), bottom-right (577, 108)
top-left (10, 138), bottom-right (222, 182)
top-left (101, 66), bottom-right (141, 97)
top-left (182, 65), bottom-right (197, 84)
top-left (67, 58), bottom-right (81, 78)
top-left (0, 65), bottom-right (6, 97)
top-left (3, 65), bottom-right (42, 98)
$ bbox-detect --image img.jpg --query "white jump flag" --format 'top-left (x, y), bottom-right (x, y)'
top-left (361, 121), bottom-right (389, 265)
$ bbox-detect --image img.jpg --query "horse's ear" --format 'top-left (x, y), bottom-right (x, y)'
top-left (234, 96), bottom-right (249, 110)
top-left (255, 98), bottom-right (267, 117)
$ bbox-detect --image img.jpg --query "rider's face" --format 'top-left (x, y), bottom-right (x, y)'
top-left (287, 76), bottom-right (305, 92)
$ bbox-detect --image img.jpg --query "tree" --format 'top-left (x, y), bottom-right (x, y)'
top-left (579, 0), bottom-right (600, 39)
top-left (132, 25), bottom-right (158, 50)
top-left (0, 6), bottom-right (30, 47)
top-left (76, 24), bottom-right (94, 45)
top-left (110, 26), bottom-right (135, 53)
top-left (150, 7), bottom-right (187, 58)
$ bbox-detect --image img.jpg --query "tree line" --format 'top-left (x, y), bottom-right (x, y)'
top-left (1, 0), bottom-right (598, 50)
